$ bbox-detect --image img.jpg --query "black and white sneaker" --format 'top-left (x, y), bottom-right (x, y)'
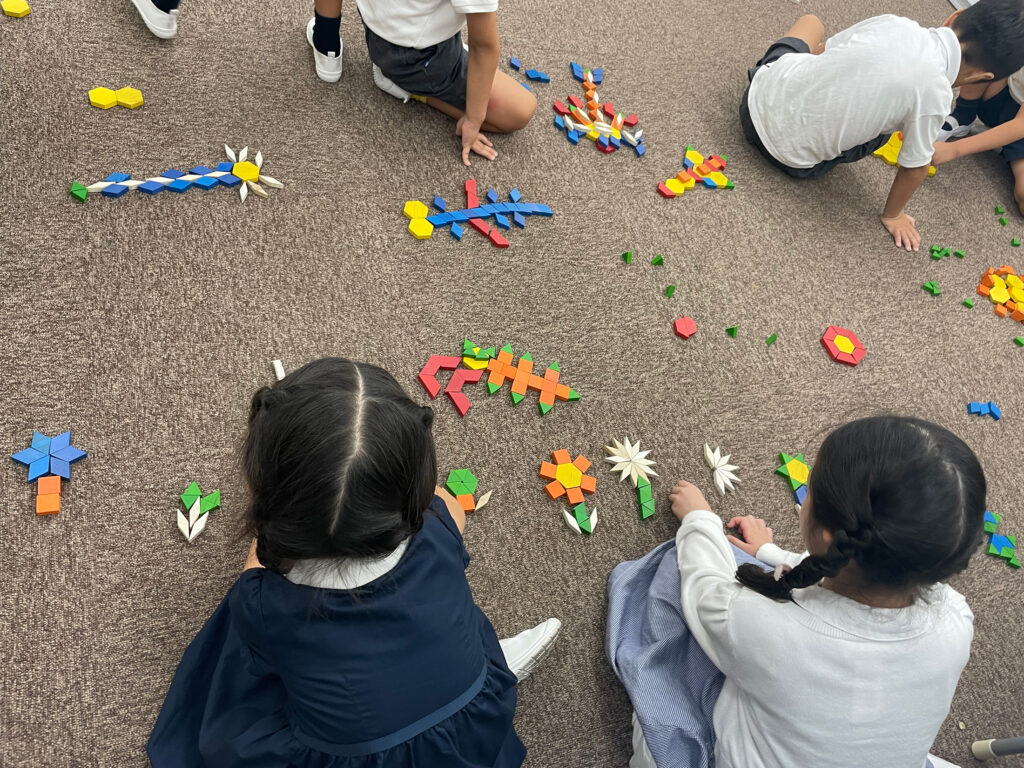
top-left (130, 0), bottom-right (178, 39)
top-left (937, 115), bottom-right (972, 142)
top-left (499, 618), bottom-right (562, 682)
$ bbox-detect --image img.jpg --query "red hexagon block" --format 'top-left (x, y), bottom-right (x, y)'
top-left (674, 316), bottom-right (698, 340)
top-left (821, 325), bottom-right (866, 366)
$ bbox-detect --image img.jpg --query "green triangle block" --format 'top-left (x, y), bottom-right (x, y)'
top-left (720, 154), bottom-right (727, 162)
top-left (622, 251), bottom-right (633, 263)
top-left (765, 332), bottom-right (777, 346)
top-left (1014, 337), bottom-right (1024, 347)
top-left (724, 180), bottom-right (735, 189)
top-left (548, 360), bottom-right (560, 372)
top-left (1010, 555), bottom-right (1021, 568)
top-left (665, 285), bottom-right (676, 298)
top-left (487, 382), bottom-right (501, 394)
top-left (639, 501), bottom-right (656, 520)
top-left (726, 325), bottom-right (738, 337)
top-left (510, 392), bottom-right (525, 404)
top-left (996, 205), bottom-right (1005, 214)
top-left (500, 343), bottom-right (513, 354)
top-left (573, 503), bottom-right (593, 534)
top-left (70, 182), bottom-right (88, 202)
top-left (786, 476), bottom-right (803, 491)
top-left (988, 543), bottom-right (1000, 555)
top-left (462, 338), bottom-right (474, 354)
top-left (479, 347), bottom-right (495, 359)
top-left (521, 351), bottom-right (532, 362)
top-left (567, 388), bottom-right (580, 401)
top-left (651, 254), bottom-right (663, 266)
top-left (538, 402), bottom-right (552, 415)
top-left (984, 522), bottom-right (998, 534)
top-left (954, 249), bottom-right (964, 258)
top-left (199, 490), bottom-right (221, 514)
top-left (999, 217), bottom-right (1008, 226)
top-left (636, 476), bottom-right (651, 490)
top-left (963, 299), bottom-right (974, 308)
top-left (1012, 238), bottom-right (1021, 247)
top-left (180, 481), bottom-right (202, 510)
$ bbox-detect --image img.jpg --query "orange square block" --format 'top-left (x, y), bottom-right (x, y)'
top-left (572, 455), bottom-right (591, 473)
top-left (996, 265), bottom-right (1015, 277)
top-left (995, 304), bottom-right (1008, 317)
top-left (457, 493), bottom-right (476, 512)
top-left (566, 486), bottom-right (585, 505)
top-left (1011, 308), bottom-right (1024, 321)
top-left (38, 475), bottom-right (61, 495)
top-left (552, 449), bottom-right (571, 464)
top-left (545, 481), bottom-right (566, 500)
top-left (539, 461), bottom-right (558, 480)
top-left (580, 475), bottom-right (597, 493)
top-left (36, 494), bottom-right (61, 515)
top-left (978, 284), bottom-right (991, 297)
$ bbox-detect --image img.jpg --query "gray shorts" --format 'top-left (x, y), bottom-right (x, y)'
top-left (362, 20), bottom-right (468, 110)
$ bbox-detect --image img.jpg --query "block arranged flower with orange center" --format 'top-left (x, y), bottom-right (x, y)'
top-left (539, 450), bottom-right (598, 534)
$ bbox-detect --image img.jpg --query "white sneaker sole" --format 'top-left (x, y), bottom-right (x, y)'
top-left (306, 17), bottom-right (342, 82)
top-left (937, 124), bottom-right (971, 142)
top-left (508, 619), bottom-right (562, 682)
top-left (130, 0), bottom-right (177, 39)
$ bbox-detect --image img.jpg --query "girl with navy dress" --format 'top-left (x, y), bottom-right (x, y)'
top-left (148, 357), bottom-right (562, 768)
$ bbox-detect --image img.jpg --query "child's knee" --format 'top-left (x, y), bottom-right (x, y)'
top-left (495, 92), bottom-right (537, 132)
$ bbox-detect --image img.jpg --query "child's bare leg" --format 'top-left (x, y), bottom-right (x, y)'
top-left (784, 15), bottom-right (826, 55)
top-left (314, 0), bottom-right (341, 14)
top-left (426, 71), bottom-right (537, 133)
top-left (1011, 157), bottom-right (1024, 215)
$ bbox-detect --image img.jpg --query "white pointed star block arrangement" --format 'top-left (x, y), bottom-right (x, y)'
top-left (703, 444), bottom-right (740, 496)
top-left (605, 438), bottom-right (658, 519)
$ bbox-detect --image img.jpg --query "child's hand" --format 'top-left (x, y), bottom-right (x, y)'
top-left (930, 141), bottom-right (959, 165)
top-left (456, 116), bottom-right (497, 166)
top-left (726, 516), bottom-right (773, 557)
top-left (880, 212), bottom-right (921, 252)
top-left (669, 480), bottom-right (710, 521)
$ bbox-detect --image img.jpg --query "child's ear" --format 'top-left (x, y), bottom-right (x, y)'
top-left (965, 70), bottom-right (996, 85)
top-left (942, 9), bottom-right (961, 28)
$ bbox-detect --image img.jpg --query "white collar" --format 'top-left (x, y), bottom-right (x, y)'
top-left (286, 539), bottom-right (410, 590)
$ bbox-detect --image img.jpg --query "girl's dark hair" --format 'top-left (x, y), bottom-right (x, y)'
top-left (242, 357), bottom-right (437, 572)
top-left (954, 0), bottom-right (1024, 80)
top-left (737, 416), bottom-right (986, 601)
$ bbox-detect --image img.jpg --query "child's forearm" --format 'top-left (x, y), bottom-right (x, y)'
top-left (465, 41), bottom-right (498, 126)
top-left (945, 114), bottom-right (1024, 159)
top-left (882, 165), bottom-right (930, 218)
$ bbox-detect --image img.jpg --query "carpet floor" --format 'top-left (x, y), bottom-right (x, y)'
top-left (2, 0), bottom-right (1023, 765)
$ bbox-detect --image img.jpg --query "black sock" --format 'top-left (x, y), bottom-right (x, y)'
top-left (152, 0), bottom-right (180, 12)
top-left (312, 11), bottom-right (341, 55)
top-left (944, 96), bottom-right (981, 130)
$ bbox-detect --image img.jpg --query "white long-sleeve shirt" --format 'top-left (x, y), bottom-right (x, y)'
top-left (677, 510), bottom-right (974, 768)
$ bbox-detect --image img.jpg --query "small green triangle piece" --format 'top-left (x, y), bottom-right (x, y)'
top-left (199, 490), bottom-right (221, 514)
top-left (70, 182), bottom-right (88, 202)
top-left (665, 285), bottom-right (676, 298)
top-left (622, 251), bottom-right (633, 263)
top-left (636, 476), bottom-right (651, 490)
top-left (462, 338), bottom-right (474, 354)
top-left (567, 388), bottom-right (580, 401)
top-left (180, 481), bottom-right (202, 509)
top-left (480, 347), bottom-right (495, 359)
top-left (521, 351), bottom-right (532, 362)
top-left (510, 392), bottom-right (525, 404)
top-left (996, 205), bottom-right (1005, 214)
top-left (538, 402), bottom-right (552, 415)
top-left (651, 254), bottom-right (663, 266)
top-left (1014, 336), bottom-right (1024, 346)
top-left (1013, 238), bottom-right (1021, 247)
top-left (501, 343), bottom-right (513, 354)
top-left (549, 360), bottom-right (560, 372)
top-left (487, 382), bottom-right (501, 394)
top-left (720, 154), bottom-right (727, 162)
top-left (726, 325), bottom-right (738, 337)
top-left (963, 299), bottom-right (974, 308)
top-left (724, 180), bottom-right (735, 189)
top-left (765, 332), bottom-right (777, 346)
top-left (999, 217), bottom-right (1008, 226)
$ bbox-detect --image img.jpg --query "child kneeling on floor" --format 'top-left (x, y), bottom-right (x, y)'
top-left (607, 416), bottom-right (985, 768)
top-left (148, 358), bottom-right (561, 768)
top-left (740, 0), bottom-right (1024, 252)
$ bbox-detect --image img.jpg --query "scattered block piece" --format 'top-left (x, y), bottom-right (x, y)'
top-left (922, 281), bottom-right (941, 296)
top-left (510, 56), bottom-right (521, 70)
top-left (765, 333), bottom-right (778, 346)
top-left (115, 87), bottom-right (144, 109)
top-left (821, 325), bottom-right (866, 366)
top-left (1015, 337), bottom-right (1024, 346)
top-left (408, 218), bottom-right (434, 239)
top-left (622, 251), bottom-right (632, 263)
top-left (2, 0), bottom-right (31, 16)
top-left (726, 325), bottom-right (738, 337)
top-left (89, 87), bottom-right (117, 109)
top-left (70, 181), bottom-right (88, 202)
top-left (417, 355), bottom-right (461, 399)
top-left (665, 285), bottom-right (675, 298)
top-left (996, 206), bottom-right (1006, 214)
top-left (673, 316), bottom-right (697, 340)
top-left (650, 254), bottom-right (663, 266)
top-left (963, 298), bottom-right (974, 308)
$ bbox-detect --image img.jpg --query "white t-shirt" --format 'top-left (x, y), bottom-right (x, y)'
top-left (357, 0), bottom-right (499, 49)
top-left (1008, 68), bottom-right (1024, 105)
top-left (677, 511), bottom-right (974, 768)
top-left (747, 15), bottom-right (961, 169)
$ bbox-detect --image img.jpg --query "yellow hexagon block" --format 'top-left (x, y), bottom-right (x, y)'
top-left (785, 459), bottom-right (809, 486)
top-left (555, 462), bottom-right (583, 489)
top-left (462, 349), bottom-right (489, 370)
top-left (403, 200), bottom-right (429, 220)
top-left (232, 161), bottom-right (260, 183)
top-left (115, 87), bottom-right (143, 109)
top-left (408, 218), bottom-right (434, 240)
top-left (833, 335), bottom-right (855, 355)
top-left (2, 0), bottom-right (31, 17)
top-left (89, 87), bottom-right (117, 109)
top-left (664, 178), bottom-right (685, 195)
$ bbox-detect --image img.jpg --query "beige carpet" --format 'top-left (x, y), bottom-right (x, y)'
top-left (1, 0), bottom-right (1023, 765)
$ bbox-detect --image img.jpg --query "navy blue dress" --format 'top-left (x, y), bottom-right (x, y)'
top-left (148, 498), bottom-right (524, 768)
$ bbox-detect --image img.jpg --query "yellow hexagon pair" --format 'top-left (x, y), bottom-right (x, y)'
top-left (89, 86), bottom-right (143, 109)
top-left (2, 0), bottom-right (31, 17)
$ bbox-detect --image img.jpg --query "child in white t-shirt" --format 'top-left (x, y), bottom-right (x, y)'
top-left (740, 1), bottom-right (1024, 252)
top-left (609, 415), bottom-right (986, 768)
top-left (933, 69), bottom-right (1024, 212)
top-left (359, 0), bottom-right (536, 166)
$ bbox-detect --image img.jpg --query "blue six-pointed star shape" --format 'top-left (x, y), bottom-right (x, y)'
top-left (11, 431), bottom-right (87, 482)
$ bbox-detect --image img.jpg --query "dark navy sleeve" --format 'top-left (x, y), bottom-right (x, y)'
top-left (428, 495), bottom-right (471, 569)
top-left (228, 569), bottom-right (275, 676)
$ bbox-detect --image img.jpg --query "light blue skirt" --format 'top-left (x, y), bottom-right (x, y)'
top-left (606, 540), bottom-right (768, 768)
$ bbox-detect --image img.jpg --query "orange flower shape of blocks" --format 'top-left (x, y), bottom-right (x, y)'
top-left (539, 450), bottom-right (596, 505)
top-left (977, 265), bottom-right (1024, 322)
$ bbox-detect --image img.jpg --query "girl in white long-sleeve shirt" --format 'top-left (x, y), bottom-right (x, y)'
top-left (619, 416), bottom-right (986, 768)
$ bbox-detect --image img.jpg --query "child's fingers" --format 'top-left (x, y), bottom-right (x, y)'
top-left (726, 535), bottom-right (757, 555)
top-left (462, 146), bottom-right (472, 166)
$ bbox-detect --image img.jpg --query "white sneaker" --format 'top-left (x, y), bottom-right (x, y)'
top-left (499, 618), bottom-right (561, 682)
top-left (305, 17), bottom-right (342, 82)
top-left (130, 0), bottom-right (178, 39)
top-left (372, 64), bottom-right (411, 103)
top-left (937, 115), bottom-right (972, 142)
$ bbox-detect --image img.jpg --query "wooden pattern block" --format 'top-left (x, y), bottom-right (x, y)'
top-left (662, 145), bottom-right (733, 197)
top-left (36, 493), bottom-right (60, 515)
top-left (444, 367), bottom-right (483, 416)
top-left (486, 345), bottom-right (579, 413)
top-left (417, 355), bottom-right (461, 398)
top-left (821, 325), bottom-right (866, 366)
top-left (38, 475), bottom-right (61, 495)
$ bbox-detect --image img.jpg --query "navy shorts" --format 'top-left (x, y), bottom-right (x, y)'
top-left (362, 21), bottom-right (468, 111)
top-left (978, 86), bottom-right (1024, 163)
top-left (739, 36), bottom-right (888, 179)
